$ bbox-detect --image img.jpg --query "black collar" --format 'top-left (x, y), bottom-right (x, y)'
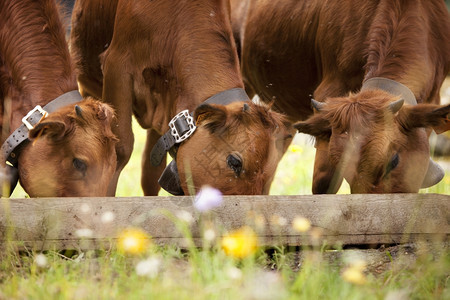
top-left (0, 90), bottom-right (82, 196)
top-left (1, 90), bottom-right (83, 167)
top-left (150, 88), bottom-right (250, 166)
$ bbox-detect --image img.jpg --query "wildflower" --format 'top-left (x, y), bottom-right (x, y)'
top-left (203, 228), bottom-right (216, 242)
top-left (292, 216), bottom-right (311, 232)
top-left (80, 203), bottom-right (91, 213)
top-left (226, 266), bottom-right (243, 280)
top-left (342, 266), bottom-right (367, 285)
top-left (310, 227), bottom-right (323, 245)
top-left (194, 185), bottom-right (223, 212)
top-left (385, 289), bottom-right (409, 300)
top-left (34, 254), bottom-right (48, 268)
top-left (117, 227), bottom-right (150, 255)
top-left (135, 256), bottom-right (161, 278)
top-left (247, 211), bottom-right (266, 230)
top-left (175, 210), bottom-right (194, 224)
top-left (221, 226), bottom-right (258, 258)
top-left (75, 228), bottom-right (93, 238)
top-left (101, 211), bottom-right (115, 223)
top-left (270, 215), bottom-right (287, 227)
top-left (289, 145), bottom-right (303, 153)
top-left (342, 258), bottom-right (367, 285)
top-left (245, 271), bottom-right (285, 300)
top-left (253, 214), bottom-right (265, 230)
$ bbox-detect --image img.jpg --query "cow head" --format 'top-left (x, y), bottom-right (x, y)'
top-left (17, 98), bottom-right (118, 197)
top-left (161, 102), bottom-right (293, 195)
top-left (294, 90), bottom-right (449, 193)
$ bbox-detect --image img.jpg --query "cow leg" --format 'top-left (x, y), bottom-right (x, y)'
top-left (312, 140), bottom-right (343, 194)
top-left (102, 55), bottom-right (134, 196)
top-left (141, 129), bottom-right (166, 195)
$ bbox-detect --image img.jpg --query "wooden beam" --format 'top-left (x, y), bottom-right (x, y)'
top-left (0, 194), bottom-right (448, 250)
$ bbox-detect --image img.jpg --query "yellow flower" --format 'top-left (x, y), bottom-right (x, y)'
top-left (292, 216), bottom-right (311, 232)
top-left (342, 259), bottom-right (367, 285)
top-left (342, 266), bottom-right (367, 285)
top-left (289, 145), bottom-right (303, 153)
top-left (221, 226), bottom-right (258, 258)
top-left (117, 227), bottom-right (150, 255)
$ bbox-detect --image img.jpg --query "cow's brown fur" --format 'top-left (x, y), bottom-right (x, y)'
top-left (70, 0), bottom-right (292, 196)
top-left (233, 0), bottom-right (450, 193)
top-left (0, 0), bottom-right (117, 197)
top-left (178, 101), bottom-right (288, 195)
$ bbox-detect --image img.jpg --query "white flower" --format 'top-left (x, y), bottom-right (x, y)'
top-left (80, 203), bottom-right (91, 213)
top-left (135, 257), bottom-right (161, 278)
top-left (292, 216), bottom-right (311, 232)
top-left (75, 228), bottom-right (93, 238)
top-left (34, 254), bottom-right (47, 267)
top-left (226, 266), bottom-right (242, 280)
top-left (271, 215), bottom-right (287, 226)
top-left (203, 228), bottom-right (216, 242)
top-left (101, 211), bottom-right (115, 223)
top-left (175, 210), bottom-right (194, 224)
top-left (194, 185), bottom-right (223, 212)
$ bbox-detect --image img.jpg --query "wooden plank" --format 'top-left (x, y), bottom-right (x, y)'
top-left (0, 194), bottom-right (448, 250)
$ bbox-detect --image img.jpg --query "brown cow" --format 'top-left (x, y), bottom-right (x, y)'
top-left (0, 0), bottom-right (117, 197)
top-left (233, 0), bottom-right (450, 193)
top-left (70, 0), bottom-right (292, 196)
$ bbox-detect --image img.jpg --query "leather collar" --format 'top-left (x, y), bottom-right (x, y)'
top-left (1, 90), bottom-right (83, 167)
top-left (150, 88), bottom-right (250, 166)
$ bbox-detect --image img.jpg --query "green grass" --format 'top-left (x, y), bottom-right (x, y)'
top-left (0, 223), bottom-right (448, 299)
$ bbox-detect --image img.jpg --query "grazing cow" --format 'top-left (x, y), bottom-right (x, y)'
top-left (0, 0), bottom-right (118, 197)
top-left (232, 0), bottom-right (450, 193)
top-left (70, 0), bottom-right (292, 196)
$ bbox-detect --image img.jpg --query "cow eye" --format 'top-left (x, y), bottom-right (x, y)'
top-left (227, 153), bottom-right (242, 176)
top-left (385, 153), bottom-right (399, 176)
top-left (73, 158), bottom-right (87, 175)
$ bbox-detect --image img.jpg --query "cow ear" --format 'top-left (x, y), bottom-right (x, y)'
top-left (429, 105), bottom-right (450, 134)
top-left (28, 119), bottom-right (67, 142)
top-left (293, 114), bottom-right (331, 140)
top-left (400, 104), bottom-right (450, 134)
top-left (193, 103), bottom-right (227, 134)
top-left (95, 102), bottom-right (115, 122)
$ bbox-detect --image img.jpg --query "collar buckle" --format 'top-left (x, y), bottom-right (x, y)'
top-left (168, 110), bottom-right (196, 143)
top-left (21, 105), bottom-right (48, 130)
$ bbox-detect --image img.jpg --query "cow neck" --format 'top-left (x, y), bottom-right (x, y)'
top-left (361, 77), bottom-right (417, 105)
top-left (150, 88), bottom-right (250, 167)
top-left (1, 90), bottom-right (83, 167)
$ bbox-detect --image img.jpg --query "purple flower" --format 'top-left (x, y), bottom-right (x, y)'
top-left (194, 185), bottom-right (223, 212)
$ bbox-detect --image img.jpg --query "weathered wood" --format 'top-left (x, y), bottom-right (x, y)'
top-left (0, 194), bottom-right (448, 250)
